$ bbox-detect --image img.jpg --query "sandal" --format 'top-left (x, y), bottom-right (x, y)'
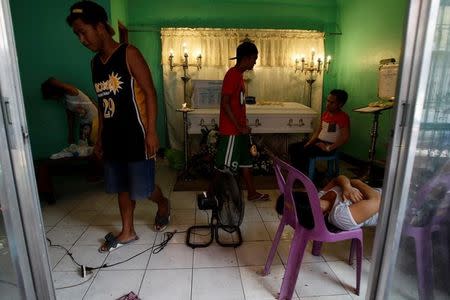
top-left (154, 197), bottom-right (170, 232)
top-left (98, 233), bottom-right (139, 253)
top-left (248, 193), bottom-right (270, 202)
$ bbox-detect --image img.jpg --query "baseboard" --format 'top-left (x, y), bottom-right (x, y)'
top-left (340, 153), bottom-right (386, 169)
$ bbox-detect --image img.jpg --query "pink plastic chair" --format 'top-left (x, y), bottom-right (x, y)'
top-left (262, 156), bottom-right (363, 299)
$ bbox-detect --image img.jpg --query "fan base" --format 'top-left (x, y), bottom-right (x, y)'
top-left (185, 223), bottom-right (243, 248)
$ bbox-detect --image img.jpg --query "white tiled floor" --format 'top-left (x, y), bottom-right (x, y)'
top-left (42, 160), bottom-right (376, 300)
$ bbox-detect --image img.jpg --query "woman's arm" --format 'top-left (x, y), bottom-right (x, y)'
top-left (349, 179), bottom-right (379, 201)
top-left (347, 179), bottom-right (381, 224)
top-left (334, 175), bottom-right (364, 203)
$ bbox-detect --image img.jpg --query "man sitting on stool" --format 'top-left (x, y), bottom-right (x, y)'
top-left (288, 89), bottom-right (350, 177)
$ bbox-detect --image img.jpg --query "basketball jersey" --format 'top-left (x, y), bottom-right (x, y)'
top-left (91, 43), bottom-right (149, 161)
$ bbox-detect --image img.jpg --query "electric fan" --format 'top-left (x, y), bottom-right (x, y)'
top-left (186, 168), bottom-right (244, 248)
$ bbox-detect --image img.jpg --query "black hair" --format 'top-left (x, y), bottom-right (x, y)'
top-left (66, 1), bottom-right (114, 35)
top-left (330, 89), bottom-right (348, 106)
top-left (41, 78), bottom-right (64, 99)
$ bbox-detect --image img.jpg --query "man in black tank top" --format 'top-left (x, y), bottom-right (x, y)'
top-left (67, 1), bottom-right (170, 252)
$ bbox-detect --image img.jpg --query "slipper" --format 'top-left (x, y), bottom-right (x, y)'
top-left (248, 193), bottom-right (270, 202)
top-left (98, 235), bottom-right (139, 253)
top-left (104, 232), bottom-right (115, 242)
top-left (154, 197), bottom-right (170, 232)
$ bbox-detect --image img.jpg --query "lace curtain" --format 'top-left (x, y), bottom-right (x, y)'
top-left (161, 28), bottom-right (325, 150)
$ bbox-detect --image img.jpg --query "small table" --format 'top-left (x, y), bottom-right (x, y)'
top-left (354, 105), bottom-right (393, 184)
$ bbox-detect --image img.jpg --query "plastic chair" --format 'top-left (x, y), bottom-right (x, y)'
top-left (402, 172), bottom-right (450, 300)
top-left (308, 152), bottom-right (339, 181)
top-left (262, 156), bottom-right (362, 299)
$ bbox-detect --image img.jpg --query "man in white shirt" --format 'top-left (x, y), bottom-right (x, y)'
top-left (288, 89), bottom-right (350, 176)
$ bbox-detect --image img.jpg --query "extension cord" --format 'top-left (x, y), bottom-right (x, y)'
top-left (79, 265), bottom-right (93, 278)
top-left (72, 230), bottom-right (177, 279)
top-left (80, 265), bottom-right (86, 278)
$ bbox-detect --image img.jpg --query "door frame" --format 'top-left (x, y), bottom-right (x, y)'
top-left (0, 0), bottom-right (55, 299)
top-left (366, 0), bottom-right (441, 299)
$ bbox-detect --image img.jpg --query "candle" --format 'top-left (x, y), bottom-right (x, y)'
top-left (326, 55), bottom-right (332, 71)
top-left (182, 102), bottom-right (187, 109)
top-left (169, 49), bottom-right (174, 70)
top-left (311, 48), bottom-right (315, 66)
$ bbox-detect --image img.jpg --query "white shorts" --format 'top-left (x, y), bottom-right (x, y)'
top-left (319, 187), bottom-right (380, 231)
top-left (329, 200), bottom-right (378, 231)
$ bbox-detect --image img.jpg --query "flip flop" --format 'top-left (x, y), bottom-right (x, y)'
top-left (98, 235), bottom-right (139, 253)
top-left (154, 197), bottom-right (170, 232)
top-left (248, 193), bottom-right (270, 202)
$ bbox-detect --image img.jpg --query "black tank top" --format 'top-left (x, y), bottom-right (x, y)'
top-left (92, 43), bottom-right (149, 161)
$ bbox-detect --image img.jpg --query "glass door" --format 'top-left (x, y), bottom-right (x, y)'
top-left (368, 0), bottom-right (450, 299)
top-left (0, 0), bottom-right (55, 299)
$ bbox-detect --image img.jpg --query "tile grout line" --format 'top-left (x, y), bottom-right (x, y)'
top-left (136, 228), bottom-right (158, 297)
top-left (190, 237), bottom-right (195, 300)
top-left (323, 259), bottom-right (353, 297)
top-left (235, 247), bottom-right (248, 300)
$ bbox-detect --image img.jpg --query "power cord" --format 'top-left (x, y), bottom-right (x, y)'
top-left (48, 230), bottom-right (178, 289)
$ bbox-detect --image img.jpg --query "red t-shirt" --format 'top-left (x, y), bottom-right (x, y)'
top-left (219, 67), bottom-right (247, 135)
top-left (318, 110), bottom-right (350, 143)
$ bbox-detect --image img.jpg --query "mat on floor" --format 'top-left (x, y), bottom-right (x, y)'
top-left (173, 174), bottom-right (278, 191)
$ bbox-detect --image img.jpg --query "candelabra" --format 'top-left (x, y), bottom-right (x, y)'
top-left (176, 103), bottom-right (195, 180)
top-left (170, 45), bottom-right (202, 180)
top-left (295, 49), bottom-right (331, 107)
top-left (169, 46), bottom-right (202, 105)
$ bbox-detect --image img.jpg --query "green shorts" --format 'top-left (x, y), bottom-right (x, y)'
top-left (215, 134), bottom-right (252, 172)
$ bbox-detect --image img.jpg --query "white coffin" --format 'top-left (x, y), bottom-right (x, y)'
top-left (187, 102), bottom-right (318, 134)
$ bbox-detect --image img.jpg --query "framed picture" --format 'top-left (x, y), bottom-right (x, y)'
top-left (191, 80), bottom-right (223, 108)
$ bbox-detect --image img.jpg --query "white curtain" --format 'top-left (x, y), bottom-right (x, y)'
top-left (161, 28), bottom-right (325, 150)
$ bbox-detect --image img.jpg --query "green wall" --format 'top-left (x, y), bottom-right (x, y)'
top-left (11, 0), bottom-right (410, 162)
top-left (110, 0), bottom-right (128, 40)
top-left (335, 0), bottom-right (409, 161)
top-left (10, 0), bottom-right (110, 159)
top-left (125, 0), bottom-right (340, 148)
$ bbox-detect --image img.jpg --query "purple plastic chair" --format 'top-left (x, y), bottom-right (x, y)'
top-left (262, 156), bottom-right (363, 299)
top-left (402, 172), bottom-right (450, 300)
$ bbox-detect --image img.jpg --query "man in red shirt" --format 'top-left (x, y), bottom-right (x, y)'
top-left (215, 42), bottom-right (269, 202)
top-left (288, 89), bottom-right (350, 175)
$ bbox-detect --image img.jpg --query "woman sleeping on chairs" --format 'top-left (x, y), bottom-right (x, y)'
top-left (277, 174), bottom-right (381, 231)
top-left (319, 175), bottom-right (381, 231)
top-left (320, 161), bottom-right (450, 231)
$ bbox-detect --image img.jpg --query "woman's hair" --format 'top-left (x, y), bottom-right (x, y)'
top-left (41, 78), bottom-right (64, 99)
top-left (66, 1), bottom-right (115, 36)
